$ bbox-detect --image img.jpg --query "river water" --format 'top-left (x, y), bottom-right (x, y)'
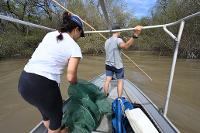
top-left (0, 51), bottom-right (199, 133)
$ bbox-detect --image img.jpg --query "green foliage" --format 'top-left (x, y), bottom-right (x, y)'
top-left (0, 31), bottom-right (44, 58)
top-left (0, 0), bottom-right (199, 59)
top-left (135, 0), bottom-right (200, 58)
top-left (78, 34), bottom-right (105, 55)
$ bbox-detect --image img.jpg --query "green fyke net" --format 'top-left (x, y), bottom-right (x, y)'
top-left (62, 79), bottom-right (112, 133)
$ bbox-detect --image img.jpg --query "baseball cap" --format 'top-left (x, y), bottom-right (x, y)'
top-left (70, 15), bottom-right (85, 37)
top-left (111, 24), bottom-right (121, 30)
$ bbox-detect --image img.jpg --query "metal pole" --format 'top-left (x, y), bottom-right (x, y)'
top-left (0, 15), bottom-right (55, 31)
top-left (163, 21), bottom-right (185, 116)
top-left (163, 26), bottom-right (177, 40)
top-left (85, 11), bottom-right (199, 34)
top-left (1, 12), bottom-right (199, 33)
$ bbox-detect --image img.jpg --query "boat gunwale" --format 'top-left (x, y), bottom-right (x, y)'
top-left (125, 79), bottom-right (180, 133)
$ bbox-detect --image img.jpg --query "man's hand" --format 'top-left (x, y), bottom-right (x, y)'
top-left (133, 25), bottom-right (143, 37)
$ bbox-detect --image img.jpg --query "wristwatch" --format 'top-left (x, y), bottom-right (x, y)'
top-left (132, 34), bottom-right (138, 39)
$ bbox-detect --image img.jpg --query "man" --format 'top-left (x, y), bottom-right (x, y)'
top-left (103, 24), bottom-right (142, 97)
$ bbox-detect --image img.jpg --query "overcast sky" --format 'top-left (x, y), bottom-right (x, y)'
top-left (126, 0), bottom-right (157, 19)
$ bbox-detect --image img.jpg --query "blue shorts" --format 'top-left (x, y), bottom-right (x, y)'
top-left (105, 65), bottom-right (124, 79)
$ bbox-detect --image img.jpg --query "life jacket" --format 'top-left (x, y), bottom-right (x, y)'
top-left (112, 97), bottom-right (134, 133)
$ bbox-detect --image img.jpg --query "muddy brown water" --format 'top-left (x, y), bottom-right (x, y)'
top-left (0, 51), bottom-right (199, 133)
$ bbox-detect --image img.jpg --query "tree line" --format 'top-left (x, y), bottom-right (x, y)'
top-left (0, 0), bottom-right (199, 59)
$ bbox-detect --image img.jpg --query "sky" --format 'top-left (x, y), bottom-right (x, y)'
top-left (126, 0), bottom-right (157, 19)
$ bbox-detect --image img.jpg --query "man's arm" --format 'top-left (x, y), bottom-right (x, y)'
top-left (119, 37), bottom-right (134, 49)
top-left (119, 25), bottom-right (142, 49)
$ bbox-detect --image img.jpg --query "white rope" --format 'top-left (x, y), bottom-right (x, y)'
top-left (50, 0), bottom-right (108, 40)
top-left (1, 5), bottom-right (199, 81)
top-left (50, 0), bottom-right (153, 81)
top-left (98, 0), bottom-right (152, 81)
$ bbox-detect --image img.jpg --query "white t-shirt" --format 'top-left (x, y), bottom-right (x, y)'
top-left (24, 31), bottom-right (82, 83)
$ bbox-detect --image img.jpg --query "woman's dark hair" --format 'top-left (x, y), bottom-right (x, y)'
top-left (57, 11), bottom-right (81, 41)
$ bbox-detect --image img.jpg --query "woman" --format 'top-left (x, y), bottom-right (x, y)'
top-left (18, 11), bottom-right (84, 133)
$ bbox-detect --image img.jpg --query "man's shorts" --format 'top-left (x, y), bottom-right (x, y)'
top-left (105, 65), bottom-right (124, 79)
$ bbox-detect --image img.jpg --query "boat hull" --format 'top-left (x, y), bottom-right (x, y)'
top-left (30, 74), bottom-right (179, 133)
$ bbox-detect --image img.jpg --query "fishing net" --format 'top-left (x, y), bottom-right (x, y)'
top-left (62, 79), bottom-right (112, 133)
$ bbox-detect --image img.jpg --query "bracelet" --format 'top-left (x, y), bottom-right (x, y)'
top-left (132, 34), bottom-right (138, 39)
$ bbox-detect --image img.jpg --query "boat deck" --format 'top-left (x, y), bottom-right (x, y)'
top-left (91, 74), bottom-right (179, 133)
top-left (30, 74), bottom-right (179, 133)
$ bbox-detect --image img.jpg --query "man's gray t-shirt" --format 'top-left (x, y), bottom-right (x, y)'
top-left (105, 36), bottom-right (124, 69)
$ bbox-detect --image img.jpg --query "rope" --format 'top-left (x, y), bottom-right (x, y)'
top-left (51, 0), bottom-right (107, 40)
top-left (1, 12), bottom-right (199, 34)
top-left (122, 53), bottom-right (152, 81)
top-left (98, 0), bottom-right (152, 81)
top-left (1, 4), bottom-right (199, 81)
top-left (85, 11), bottom-right (200, 33)
top-left (50, 0), bottom-right (153, 81)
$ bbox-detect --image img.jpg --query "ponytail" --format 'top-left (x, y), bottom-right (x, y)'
top-left (56, 11), bottom-right (72, 41)
top-left (57, 32), bottom-right (63, 41)
top-left (56, 11), bottom-right (84, 41)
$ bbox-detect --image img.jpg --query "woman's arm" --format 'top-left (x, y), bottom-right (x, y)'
top-left (66, 57), bottom-right (80, 84)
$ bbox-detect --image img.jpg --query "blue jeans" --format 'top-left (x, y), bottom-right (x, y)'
top-left (105, 65), bottom-right (124, 79)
